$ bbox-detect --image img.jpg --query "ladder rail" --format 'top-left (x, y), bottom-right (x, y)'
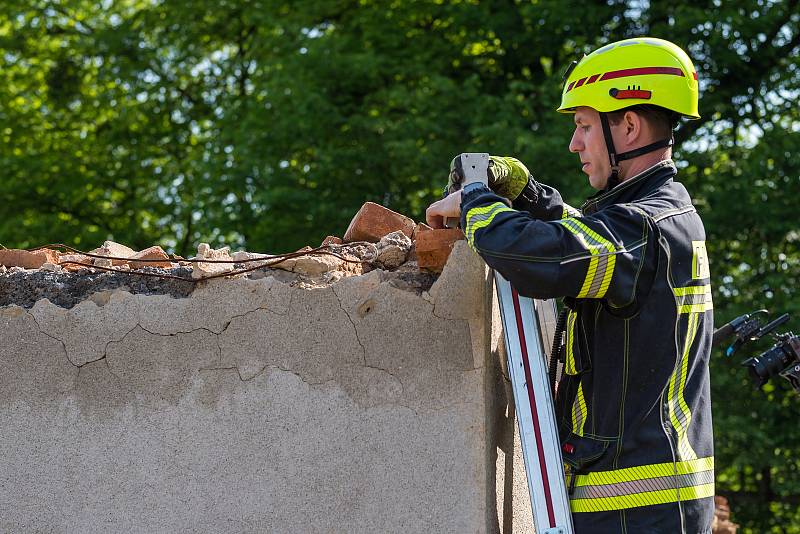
top-left (495, 272), bottom-right (573, 534)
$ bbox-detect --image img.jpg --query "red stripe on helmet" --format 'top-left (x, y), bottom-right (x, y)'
top-left (574, 77), bottom-right (588, 89)
top-left (566, 81), bottom-right (576, 92)
top-left (693, 71), bottom-right (698, 80)
top-left (610, 89), bottom-right (652, 100)
top-left (586, 74), bottom-right (600, 84)
top-left (600, 66), bottom-right (685, 81)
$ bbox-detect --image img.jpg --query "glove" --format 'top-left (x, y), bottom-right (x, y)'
top-left (486, 156), bottom-right (531, 200)
top-left (445, 154), bottom-right (530, 201)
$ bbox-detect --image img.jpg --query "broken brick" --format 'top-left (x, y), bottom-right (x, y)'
top-left (59, 254), bottom-right (93, 271)
top-left (343, 202), bottom-right (415, 243)
top-left (0, 248), bottom-right (60, 270)
top-left (415, 229), bottom-right (465, 273)
top-left (130, 246), bottom-right (171, 269)
top-left (412, 222), bottom-right (432, 241)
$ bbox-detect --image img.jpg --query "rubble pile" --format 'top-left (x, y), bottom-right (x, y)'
top-left (0, 202), bottom-right (465, 308)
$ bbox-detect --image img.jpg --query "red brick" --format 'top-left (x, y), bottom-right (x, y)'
top-left (0, 248), bottom-right (60, 269)
top-left (412, 222), bottom-right (432, 241)
top-left (58, 254), bottom-right (93, 271)
top-left (343, 202), bottom-right (415, 243)
top-left (130, 246), bottom-right (172, 269)
top-left (321, 235), bottom-right (343, 246)
top-left (415, 229), bottom-right (465, 272)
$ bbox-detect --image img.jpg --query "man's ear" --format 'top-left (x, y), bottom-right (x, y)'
top-left (623, 110), bottom-right (643, 144)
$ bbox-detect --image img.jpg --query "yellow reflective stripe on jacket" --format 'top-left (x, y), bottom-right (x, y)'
top-left (570, 457), bottom-right (715, 513)
top-left (559, 218), bottom-right (617, 298)
top-left (562, 204), bottom-right (582, 219)
top-left (668, 311), bottom-right (701, 460)
top-left (564, 311), bottom-right (579, 375)
top-left (465, 202), bottom-right (514, 249)
top-left (571, 381), bottom-right (587, 436)
top-left (673, 284), bottom-right (713, 313)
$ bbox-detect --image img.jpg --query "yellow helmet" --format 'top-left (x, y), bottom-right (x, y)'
top-left (557, 37), bottom-right (700, 119)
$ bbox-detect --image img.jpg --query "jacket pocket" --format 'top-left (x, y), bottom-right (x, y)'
top-left (563, 309), bottom-right (591, 375)
top-left (561, 433), bottom-right (612, 472)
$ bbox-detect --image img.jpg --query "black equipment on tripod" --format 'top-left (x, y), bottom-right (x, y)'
top-left (712, 310), bottom-right (800, 394)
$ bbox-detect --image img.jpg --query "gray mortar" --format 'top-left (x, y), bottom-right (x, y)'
top-left (0, 267), bottom-right (196, 309)
top-left (0, 265), bottom-right (438, 309)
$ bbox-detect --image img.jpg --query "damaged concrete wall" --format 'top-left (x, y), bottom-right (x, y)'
top-left (0, 242), bottom-right (531, 533)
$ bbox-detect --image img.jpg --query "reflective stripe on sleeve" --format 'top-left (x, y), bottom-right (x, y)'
top-left (673, 284), bottom-right (713, 313)
top-left (558, 218), bottom-right (617, 298)
top-left (570, 457), bottom-right (715, 513)
top-left (562, 204), bottom-right (582, 219)
top-left (464, 202), bottom-right (515, 250)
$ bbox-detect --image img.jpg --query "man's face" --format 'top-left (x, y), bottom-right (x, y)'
top-left (569, 106), bottom-right (613, 190)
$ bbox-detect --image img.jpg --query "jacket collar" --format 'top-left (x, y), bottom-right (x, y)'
top-left (581, 159), bottom-right (677, 215)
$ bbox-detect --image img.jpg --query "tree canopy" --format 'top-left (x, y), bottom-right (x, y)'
top-left (1, 1), bottom-right (799, 531)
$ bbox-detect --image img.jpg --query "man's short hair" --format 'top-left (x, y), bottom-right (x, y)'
top-left (606, 105), bottom-right (678, 140)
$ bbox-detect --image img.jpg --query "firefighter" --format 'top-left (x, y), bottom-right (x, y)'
top-left (426, 37), bottom-right (714, 533)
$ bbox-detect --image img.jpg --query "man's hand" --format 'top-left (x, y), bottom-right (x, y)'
top-left (446, 154), bottom-right (530, 201)
top-left (426, 190), bottom-right (462, 229)
top-left (487, 156), bottom-right (530, 201)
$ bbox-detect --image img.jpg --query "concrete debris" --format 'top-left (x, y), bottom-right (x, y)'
top-left (375, 231), bottom-right (411, 270)
top-left (191, 243), bottom-right (235, 280)
top-left (415, 229), bottom-right (466, 273)
top-left (130, 246), bottom-right (171, 269)
top-left (0, 248), bottom-right (60, 270)
top-left (231, 250), bottom-right (272, 268)
top-left (343, 202), bottom-right (415, 243)
top-left (88, 241), bottom-right (137, 265)
top-left (321, 236), bottom-right (343, 246)
top-left (0, 202), bottom-right (466, 292)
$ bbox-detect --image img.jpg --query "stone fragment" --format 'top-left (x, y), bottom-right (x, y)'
top-left (375, 230), bottom-right (412, 270)
top-left (0, 265), bottom-right (6, 274)
top-left (0, 248), bottom-right (60, 269)
top-left (321, 236), bottom-right (343, 246)
top-left (88, 241), bottom-right (137, 266)
top-left (93, 258), bottom-right (113, 268)
top-left (130, 246), bottom-right (172, 269)
top-left (343, 202), bottom-right (415, 243)
top-left (59, 254), bottom-right (93, 271)
top-left (232, 250), bottom-right (272, 268)
top-left (191, 243), bottom-right (235, 279)
top-left (41, 262), bottom-right (62, 272)
top-left (415, 229), bottom-right (466, 273)
top-left (293, 255), bottom-right (344, 276)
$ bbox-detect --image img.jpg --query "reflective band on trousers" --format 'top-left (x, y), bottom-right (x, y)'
top-left (569, 456), bottom-right (714, 513)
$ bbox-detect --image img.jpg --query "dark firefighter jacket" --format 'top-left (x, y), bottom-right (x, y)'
top-left (460, 160), bottom-right (714, 534)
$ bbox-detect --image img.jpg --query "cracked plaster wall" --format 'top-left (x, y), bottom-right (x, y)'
top-left (0, 242), bottom-right (532, 533)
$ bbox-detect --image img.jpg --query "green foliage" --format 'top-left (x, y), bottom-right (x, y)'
top-left (1, 1), bottom-right (799, 530)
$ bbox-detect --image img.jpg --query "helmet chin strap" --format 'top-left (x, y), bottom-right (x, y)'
top-left (598, 112), bottom-right (674, 191)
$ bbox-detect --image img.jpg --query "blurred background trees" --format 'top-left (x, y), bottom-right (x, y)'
top-left (1, 1), bottom-right (798, 530)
